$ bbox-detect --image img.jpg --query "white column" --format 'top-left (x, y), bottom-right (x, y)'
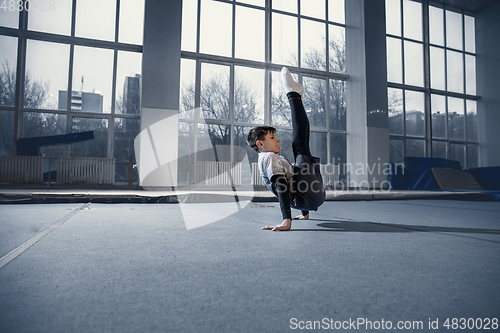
top-left (345, 0), bottom-right (390, 189)
top-left (476, 2), bottom-right (500, 167)
top-left (136, 0), bottom-right (183, 188)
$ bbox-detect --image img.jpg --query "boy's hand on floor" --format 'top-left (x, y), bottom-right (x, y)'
top-left (262, 219), bottom-right (292, 231)
top-left (292, 214), bottom-right (309, 220)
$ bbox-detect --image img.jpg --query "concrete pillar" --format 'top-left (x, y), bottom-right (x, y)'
top-left (476, 2), bottom-right (500, 167)
top-left (345, 0), bottom-right (390, 189)
top-left (135, 0), bottom-right (182, 188)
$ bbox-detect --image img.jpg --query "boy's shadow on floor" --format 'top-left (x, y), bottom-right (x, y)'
top-left (291, 218), bottom-right (500, 238)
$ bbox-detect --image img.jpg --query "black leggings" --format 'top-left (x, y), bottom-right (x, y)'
top-left (288, 92), bottom-right (312, 159)
top-left (287, 92), bottom-right (325, 214)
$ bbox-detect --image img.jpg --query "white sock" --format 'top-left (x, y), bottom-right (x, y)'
top-left (281, 67), bottom-right (303, 95)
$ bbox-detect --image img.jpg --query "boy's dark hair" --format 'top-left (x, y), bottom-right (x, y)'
top-left (247, 126), bottom-right (277, 152)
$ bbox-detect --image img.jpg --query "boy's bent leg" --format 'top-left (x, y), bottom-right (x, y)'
top-left (293, 154), bottom-right (326, 211)
top-left (292, 211), bottom-right (309, 220)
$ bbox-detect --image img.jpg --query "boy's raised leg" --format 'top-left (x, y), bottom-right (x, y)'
top-left (281, 67), bottom-right (311, 158)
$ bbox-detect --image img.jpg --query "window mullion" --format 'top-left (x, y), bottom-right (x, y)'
top-left (423, 0), bottom-right (432, 157)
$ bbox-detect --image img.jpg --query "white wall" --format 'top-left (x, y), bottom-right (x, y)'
top-left (476, 1), bottom-right (500, 167)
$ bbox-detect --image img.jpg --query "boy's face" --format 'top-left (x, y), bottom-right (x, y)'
top-left (257, 131), bottom-right (280, 153)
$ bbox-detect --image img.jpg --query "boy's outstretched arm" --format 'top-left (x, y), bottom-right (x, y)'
top-left (262, 219), bottom-right (292, 231)
top-left (262, 175), bottom-right (292, 231)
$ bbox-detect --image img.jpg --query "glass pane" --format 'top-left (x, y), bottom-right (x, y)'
top-left (22, 112), bottom-right (67, 158)
top-left (233, 126), bottom-right (256, 186)
top-left (182, 0), bottom-right (198, 52)
top-left (180, 59), bottom-right (196, 119)
top-left (301, 0), bottom-right (325, 19)
top-left (177, 122), bottom-right (195, 185)
top-left (234, 66), bottom-right (264, 124)
top-left (0, 6), bottom-right (19, 28)
top-left (388, 88), bottom-right (403, 135)
top-left (310, 131), bottom-right (327, 164)
top-left (272, 0), bottom-right (297, 13)
top-left (467, 144), bottom-right (478, 169)
top-left (0, 110), bottom-right (14, 155)
top-left (329, 25), bottom-right (345, 73)
top-left (238, 0), bottom-right (265, 7)
top-left (405, 90), bottom-right (424, 137)
top-left (329, 79), bottom-right (346, 131)
top-left (22, 112), bottom-right (66, 138)
top-left (387, 37), bottom-right (402, 84)
top-left (389, 139), bottom-right (404, 164)
top-left (466, 100), bottom-right (477, 142)
top-left (303, 76), bottom-right (326, 128)
top-left (72, 46), bottom-right (114, 113)
top-left (200, 63), bottom-right (230, 120)
top-left (430, 46), bottom-right (445, 90)
top-left (432, 140), bottom-right (447, 159)
top-left (385, 0), bottom-right (401, 36)
top-left (446, 10), bottom-right (462, 50)
top-left (235, 6), bottom-right (265, 62)
top-left (301, 19), bottom-right (326, 71)
top-left (404, 41), bottom-right (423, 87)
top-left (406, 139), bottom-right (425, 157)
top-left (464, 15), bottom-right (475, 54)
top-left (275, 128), bottom-right (293, 163)
top-left (197, 123), bottom-right (231, 161)
top-left (403, 0), bottom-right (422, 41)
top-left (28, 0), bottom-right (72, 35)
top-left (328, 0), bottom-right (345, 24)
top-left (114, 118), bottom-right (140, 170)
top-left (76, 0), bottom-right (116, 41)
top-left (272, 13), bottom-right (298, 66)
top-left (0, 35), bottom-right (18, 107)
top-left (465, 55), bottom-right (476, 95)
top-left (447, 50), bottom-right (463, 93)
top-left (271, 70), bottom-right (295, 126)
top-left (429, 6), bottom-right (444, 46)
top-left (449, 143), bottom-right (465, 169)
top-left (330, 133), bottom-right (346, 181)
top-left (115, 51), bottom-right (142, 115)
top-left (200, 0), bottom-right (232, 57)
top-left (119, 0), bottom-right (145, 45)
top-left (448, 97), bottom-right (464, 141)
top-left (25, 40), bottom-right (70, 110)
top-left (234, 125), bottom-right (259, 165)
top-left (431, 94), bottom-right (446, 139)
top-left (71, 117), bottom-right (109, 157)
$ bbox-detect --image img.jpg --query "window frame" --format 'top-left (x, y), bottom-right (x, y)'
top-left (180, 0), bottom-right (348, 172)
top-left (386, 0), bottom-right (479, 169)
top-left (0, 0), bottom-right (144, 162)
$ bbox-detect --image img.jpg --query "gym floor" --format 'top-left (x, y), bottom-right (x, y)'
top-left (1, 199), bottom-right (499, 332)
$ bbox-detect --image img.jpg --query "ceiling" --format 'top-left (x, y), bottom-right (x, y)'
top-left (429, 0), bottom-right (500, 13)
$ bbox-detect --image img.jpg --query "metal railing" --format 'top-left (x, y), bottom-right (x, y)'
top-left (0, 155), bottom-right (115, 185)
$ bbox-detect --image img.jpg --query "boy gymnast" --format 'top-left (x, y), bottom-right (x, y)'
top-left (246, 67), bottom-right (326, 231)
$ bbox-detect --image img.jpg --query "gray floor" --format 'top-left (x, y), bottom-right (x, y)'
top-left (0, 200), bottom-right (499, 332)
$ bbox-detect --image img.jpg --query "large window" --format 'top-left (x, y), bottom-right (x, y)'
top-left (386, 0), bottom-right (478, 169)
top-left (0, 0), bottom-right (145, 183)
top-left (179, 0), bottom-right (347, 185)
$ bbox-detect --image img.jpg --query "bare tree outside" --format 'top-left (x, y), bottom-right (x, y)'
top-left (0, 61), bottom-right (66, 156)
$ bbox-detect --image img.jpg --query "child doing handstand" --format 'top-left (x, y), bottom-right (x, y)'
top-left (246, 67), bottom-right (326, 231)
